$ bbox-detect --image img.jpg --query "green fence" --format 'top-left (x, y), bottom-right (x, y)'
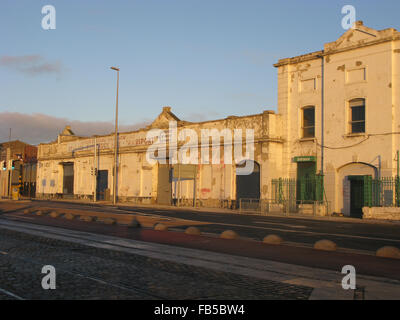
top-left (364, 176), bottom-right (400, 207)
top-left (272, 176), bottom-right (324, 204)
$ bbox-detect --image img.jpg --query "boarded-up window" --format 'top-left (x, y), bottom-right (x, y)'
top-left (300, 78), bottom-right (316, 92)
top-left (346, 68), bottom-right (366, 83)
top-left (140, 168), bottom-right (152, 197)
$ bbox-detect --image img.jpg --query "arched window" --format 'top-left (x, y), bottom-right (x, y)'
top-left (349, 98), bottom-right (365, 133)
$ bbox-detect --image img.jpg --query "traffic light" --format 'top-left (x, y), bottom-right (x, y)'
top-left (94, 168), bottom-right (98, 176)
top-left (2, 161), bottom-right (6, 171)
top-left (18, 175), bottom-right (23, 193)
top-left (11, 160), bottom-right (15, 170)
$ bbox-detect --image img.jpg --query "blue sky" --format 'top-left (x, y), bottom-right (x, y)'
top-left (1, 0), bottom-right (400, 143)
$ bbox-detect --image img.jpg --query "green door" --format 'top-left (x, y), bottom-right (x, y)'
top-left (296, 161), bottom-right (316, 202)
top-left (349, 176), bottom-right (364, 218)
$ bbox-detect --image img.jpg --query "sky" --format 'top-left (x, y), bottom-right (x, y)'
top-left (1, 0), bottom-right (400, 144)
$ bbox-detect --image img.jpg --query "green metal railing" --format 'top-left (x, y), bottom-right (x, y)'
top-left (364, 176), bottom-right (400, 207)
top-left (272, 176), bottom-right (324, 204)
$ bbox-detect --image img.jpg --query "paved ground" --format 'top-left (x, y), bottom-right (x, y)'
top-left (1, 218), bottom-right (400, 300)
top-left (1, 199), bottom-right (400, 300)
top-left (0, 226), bottom-right (312, 300)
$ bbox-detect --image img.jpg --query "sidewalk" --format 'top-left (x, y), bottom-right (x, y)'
top-left (1, 218), bottom-right (399, 299)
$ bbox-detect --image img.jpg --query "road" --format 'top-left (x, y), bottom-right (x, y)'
top-left (25, 199), bottom-right (400, 253)
top-left (1, 199), bottom-right (400, 300)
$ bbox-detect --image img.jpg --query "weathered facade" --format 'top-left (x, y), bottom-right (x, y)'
top-left (37, 21), bottom-right (400, 217)
top-left (274, 21), bottom-right (400, 217)
top-left (36, 107), bottom-right (282, 207)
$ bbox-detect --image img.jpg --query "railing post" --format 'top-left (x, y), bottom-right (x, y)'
top-left (396, 176), bottom-right (400, 207)
top-left (363, 176), bottom-right (372, 207)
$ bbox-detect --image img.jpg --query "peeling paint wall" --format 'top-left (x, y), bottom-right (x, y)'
top-left (37, 108), bottom-right (283, 206)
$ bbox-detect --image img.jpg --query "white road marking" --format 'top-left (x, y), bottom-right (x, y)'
top-left (0, 287), bottom-right (24, 300)
top-left (253, 221), bottom-right (308, 228)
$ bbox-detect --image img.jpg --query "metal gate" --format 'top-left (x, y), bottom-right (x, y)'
top-left (96, 170), bottom-right (108, 201)
top-left (62, 163), bottom-right (74, 195)
top-left (236, 161), bottom-right (260, 207)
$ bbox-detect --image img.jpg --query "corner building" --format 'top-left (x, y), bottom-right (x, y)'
top-left (275, 21), bottom-right (400, 217)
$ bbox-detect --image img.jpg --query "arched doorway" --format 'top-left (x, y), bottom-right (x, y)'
top-left (236, 160), bottom-right (260, 203)
top-left (337, 162), bottom-right (377, 218)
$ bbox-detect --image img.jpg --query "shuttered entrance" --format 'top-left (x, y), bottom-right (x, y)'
top-left (157, 164), bottom-right (172, 205)
top-left (236, 161), bottom-right (260, 201)
top-left (96, 170), bottom-right (108, 201)
top-left (62, 163), bottom-right (74, 195)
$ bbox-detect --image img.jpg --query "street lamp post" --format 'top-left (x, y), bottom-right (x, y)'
top-left (110, 66), bottom-right (119, 205)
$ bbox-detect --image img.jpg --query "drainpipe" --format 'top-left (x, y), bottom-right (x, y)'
top-left (319, 54), bottom-right (325, 176)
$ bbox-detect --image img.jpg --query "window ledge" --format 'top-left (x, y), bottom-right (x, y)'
top-left (298, 137), bottom-right (316, 143)
top-left (345, 80), bottom-right (367, 86)
top-left (343, 133), bottom-right (367, 138)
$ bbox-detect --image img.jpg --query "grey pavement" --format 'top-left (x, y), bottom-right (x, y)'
top-left (0, 218), bottom-right (399, 300)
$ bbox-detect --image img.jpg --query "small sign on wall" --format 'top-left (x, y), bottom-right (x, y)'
top-left (293, 156), bottom-right (316, 163)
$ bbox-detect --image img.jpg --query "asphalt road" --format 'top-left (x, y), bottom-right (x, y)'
top-left (26, 199), bottom-right (400, 253)
top-left (1, 200), bottom-right (400, 282)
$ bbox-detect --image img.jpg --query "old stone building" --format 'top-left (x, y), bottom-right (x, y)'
top-left (36, 107), bottom-right (282, 207)
top-left (37, 21), bottom-right (400, 217)
top-left (274, 21), bottom-right (400, 217)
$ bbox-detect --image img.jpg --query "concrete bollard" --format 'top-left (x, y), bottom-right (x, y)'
top-left (127, 218), bottom-right (141, 228)
top-left (185, 226), bottom-right (201, 235)
top-left (49, 211), bottom-right (60, 218)
top-left (376, 246), bottom-right (400, 259)
top-left (263, 234), bottom-right (283, 245)
top-left (63, 213), bottom-right (76, 220)
top-left (154, 223), bottom-right (168, 231)
top-left (97, 217), bottom-right (116, 225)
top-left (79, 215), bottom-right (94, 222)
top-left (220, 230), bottom-right (239, 240)
top-left (314, 239), bottom-right (337, 251)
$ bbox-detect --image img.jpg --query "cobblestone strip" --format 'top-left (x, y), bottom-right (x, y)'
top-left (0, 228), bottom-right (313, 300)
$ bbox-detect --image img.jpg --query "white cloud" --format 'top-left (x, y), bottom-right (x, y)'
top-left (0, 112), bottom-right (150, 145)
top-left (0, 55), bottom-right (62, 76)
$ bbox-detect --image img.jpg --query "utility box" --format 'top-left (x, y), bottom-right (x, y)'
top-left (104, 188), bottom-right (111, 201)
top-left (12, 187), bottom-right (20, 200)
